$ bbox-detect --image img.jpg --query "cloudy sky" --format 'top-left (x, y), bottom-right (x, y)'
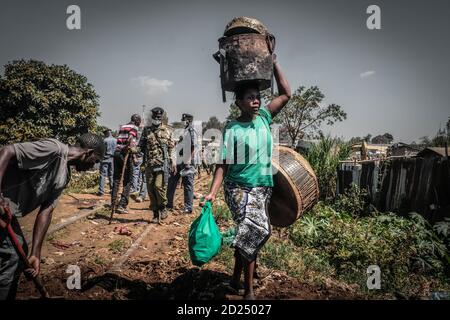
top-left (1, 0), bottom-right (449, 143)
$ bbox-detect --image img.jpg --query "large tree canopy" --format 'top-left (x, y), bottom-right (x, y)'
top-left (371, 133), bottom-right (394, 144)
top-left (269, 86), bottom-right (346, 147)
top-left (0, 59), bottom-right (100, 145)
top-left (202, 116), bottom-right (225, 134)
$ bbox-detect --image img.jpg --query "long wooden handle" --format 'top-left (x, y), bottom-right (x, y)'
top-left (109, 152), bottom-right (130, 224)
top-left (0, 207), bottom-right (50, 299)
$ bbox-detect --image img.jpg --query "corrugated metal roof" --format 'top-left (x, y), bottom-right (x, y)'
top-left (417, 147), bottom-right (449, 157)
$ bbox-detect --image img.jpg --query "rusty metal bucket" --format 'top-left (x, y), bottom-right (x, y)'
top-left (213, 33), bottom-right (275, 101)
top-left (213, 17), bottom-right (275, 102)
top-left (269, 146), bottom-right (320, 227)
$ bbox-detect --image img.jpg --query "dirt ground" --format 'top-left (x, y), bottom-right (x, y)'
top-left (15, 174), bottom-right (358, 300)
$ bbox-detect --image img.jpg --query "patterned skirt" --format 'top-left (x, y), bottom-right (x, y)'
top-left (224, 181), bottom-right (273, 261)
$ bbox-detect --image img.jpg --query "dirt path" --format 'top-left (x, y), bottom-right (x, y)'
top-left (15, 174), bottom-right (358, 300)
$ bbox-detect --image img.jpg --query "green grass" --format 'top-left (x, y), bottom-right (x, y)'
top-left (93, 208), bottom-right (111, 220)
top-left (108, 239), bottom-right (126, 253)
top-left (285, 196), bottom-right (450, 297)
top-left (94, 256), bottom-right (106, 266)
top-left (65, 170), bottom-right (100, 194)
top-left (215, 245), bottom-right (235, 273)
top-left (214, 203), bottom-right (233, 222)
top-left (46, 229), bottom-right (66, 242)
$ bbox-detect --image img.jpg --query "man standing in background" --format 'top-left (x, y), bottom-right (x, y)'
top-left (112, 114), bottom-right (141, 214)
top-left (139, 107), bottom-right (175, 223)
top-left (97, 129), bottom-right (116, 196)
top-left (167, 113), bottom-right (199, 214)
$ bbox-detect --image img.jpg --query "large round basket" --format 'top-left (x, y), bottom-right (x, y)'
top-left (269, 146), bottom-right (320, 227)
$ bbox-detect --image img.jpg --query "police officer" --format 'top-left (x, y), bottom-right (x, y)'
top-left (138, 107), bottom-right (175, 223)
top-left (167, 113), bottom-right (199, 214)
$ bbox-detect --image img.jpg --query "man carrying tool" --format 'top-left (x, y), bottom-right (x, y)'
top-left (167, 113), bottom-right (200, 214)
top-left (138, 107), bottom-right (175, 223)
top-left (112, 114), bottom-right (141, 214)
top-left (0, 133), bottom-right (105, 299)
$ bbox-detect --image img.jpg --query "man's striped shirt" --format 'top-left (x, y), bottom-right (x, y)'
top-left (116, 123), bottom-right (139, 152)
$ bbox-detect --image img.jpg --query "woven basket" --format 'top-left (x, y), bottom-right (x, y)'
top-left (269, 146), bottom-right (320, 227)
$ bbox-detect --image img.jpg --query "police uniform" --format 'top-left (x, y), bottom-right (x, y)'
top-left (167, 113), bottom-right (199, 213)
top-left (139, 108), bottom-right (175, 220)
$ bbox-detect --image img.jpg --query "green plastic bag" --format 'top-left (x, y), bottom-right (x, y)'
top-left (188, 201), bottom-right (222, 267)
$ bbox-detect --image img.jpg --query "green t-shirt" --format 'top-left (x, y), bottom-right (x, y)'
top-left (221, 106), bottom-right (273, 187)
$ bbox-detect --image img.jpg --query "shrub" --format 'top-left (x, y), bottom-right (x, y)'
top-left (304, 135), bottom-right (350, 199)
top-left (0, 59), bottom-right (99, 145)
top-left (65, 169), bottom-right (100, 194)
top-left (288, 202), bottom-right (449, 295)
top-left (331, 185), bottom-right (370, 217)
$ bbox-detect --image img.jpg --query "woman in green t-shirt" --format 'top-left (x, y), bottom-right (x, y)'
top-left (201, 54), bottom-right (291, 299)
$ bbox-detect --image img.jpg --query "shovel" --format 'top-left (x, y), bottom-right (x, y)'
top-left (0, 206), bottom-right (50, 299)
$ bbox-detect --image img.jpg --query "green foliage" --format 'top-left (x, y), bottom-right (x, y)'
top-left (65, 170), bottom-right (100, 194)
top-left (271, 86), bottom-right (347, 146)
top-left (213, 203), bottom-right (233, 223)
top-left (94, 256), bottom-right (106, 266)
top-left (331, 185), bottom-right (369, 217)
top-left (418, 117), bottom-right (450, 148)
top-left (434, 218), bottom-right (450, 239)
top-left (288, 201), bottom-right (449, 296)
top-left (371, 133), bottom-right (394, 144)
top-left (95, 124), bottom-right (111, 137)
top-left (305, 135), bottom-right (351, 199)
top-left (226, 103), bottom-right (241, 121)
top-left (215, 245), bottom-right (235, 272)
top-left (0, 59), bottom-right (99, 145)
top-left (349, 134), bottom-right (372, 145)
top-left (202, 116), bottom-right (225, 134)
top-left (108, 239), bottom-right (126, 253)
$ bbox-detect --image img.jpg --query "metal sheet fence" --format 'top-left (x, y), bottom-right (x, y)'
top-left (337, 157), bottom-right (450, 223)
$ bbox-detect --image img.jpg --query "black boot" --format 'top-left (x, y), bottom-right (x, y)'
top-left (151, 210), bottom-right (159, 223)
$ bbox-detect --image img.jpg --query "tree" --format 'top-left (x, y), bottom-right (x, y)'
top-left (363, 134), bottom-right (372, 142)
top-left (0, 59), bottom-right (99, 145)
top-left (225, 86), bottom-right (346, 148)
top-left (170, 121), bottom-right (185, 129)
top-left (371, 133), bottom-right (394, 144)
top-left (95, 124), bottom-right (111, 138)
top-left (431, 127), bottom-right (450, 147)
top-left (419, 136), bottom-right (431, 147)
top-left (202, 116), bottom-right (225, 134)
top-left (383, 133), bottom-right (394, 144)
top-left (226, 103), bottom-right (241, 120)
top-left (270, 86), bottom-right (346, 147)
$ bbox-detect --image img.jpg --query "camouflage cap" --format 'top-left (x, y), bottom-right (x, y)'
top-left (151, 107), bottom-right (165, 115)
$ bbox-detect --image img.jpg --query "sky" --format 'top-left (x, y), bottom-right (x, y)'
top-left (1, 0), bottom-right (449, 143)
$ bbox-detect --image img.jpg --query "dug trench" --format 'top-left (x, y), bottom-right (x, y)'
top-left (15, 174), bottom-right (358, 300)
